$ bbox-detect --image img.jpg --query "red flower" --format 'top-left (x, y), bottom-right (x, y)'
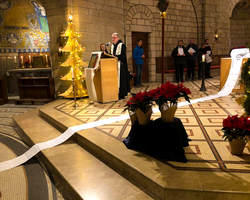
top-left (123, 81), bottom-right (192, 113)
top-left (222, 115), bottom-right (250, 141)
top-left (223, 118), bottom-right (234, 130)
top-left (246, 118), bottom-right (250, 131)
top-left (235, 117), bottom-right (245, 130)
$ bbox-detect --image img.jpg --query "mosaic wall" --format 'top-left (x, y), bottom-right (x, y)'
top-left (0, 0), bottom-right (50, 53)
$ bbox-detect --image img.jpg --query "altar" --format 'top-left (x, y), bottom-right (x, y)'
top-left (220, 57), bottom-right (248, 93)
top-left (123, 118), bottom-right (189, 163)
top-left (6, 68), bottom-right (52, 95)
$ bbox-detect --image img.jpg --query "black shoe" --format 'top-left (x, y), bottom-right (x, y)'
top-left (198, 77), bottom-right (201, 80)
top-left (192, 77), bottom-right (195, 81)
top-left (208, 76), bottom-right (213, 78)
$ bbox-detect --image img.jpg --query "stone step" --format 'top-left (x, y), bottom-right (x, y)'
top-left (13, 108), bottom-right (158, 200)
top-left (37, 100), bottom-right (250, 200)
top-left (38, 101), bottom-right (168, 199)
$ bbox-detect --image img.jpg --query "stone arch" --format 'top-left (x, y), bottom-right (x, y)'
top-left (125, 4), bottom-right (157, 82)
top-left (229, 0), bottom-right (250, 49)
top-left (228, 0), bottom-right (243, 17)
top-left (125, 4), bottom-right (156, 27)
top-left (190, 0), bottom-right (203, 44)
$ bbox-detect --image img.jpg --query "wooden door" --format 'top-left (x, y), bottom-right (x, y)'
top-left (132, 32), bottom-right (149, 83)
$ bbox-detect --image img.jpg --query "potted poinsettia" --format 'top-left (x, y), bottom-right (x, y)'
top-left (123, 91), bottom-right (153, 125)
top-left (222, 114), bottom-right (250, 155)
top-left (148, 81), bottom-right (191, 122)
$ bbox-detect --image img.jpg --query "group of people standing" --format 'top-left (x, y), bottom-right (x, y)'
top-left (100, 33), bottom-right (145, 99)
top-left (100, 34), bottom-right (213, 100)
top-left (171, 38), bottom-right (213, 83)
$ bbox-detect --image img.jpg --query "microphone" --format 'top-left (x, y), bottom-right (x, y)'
top-left (105, 42), bottom-right (110, 46)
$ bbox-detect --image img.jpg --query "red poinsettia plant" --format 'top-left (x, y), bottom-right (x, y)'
top-left (222, 115), bottom-right (250, 141)
top-left (123, 91), bottom-right (153, 114)
top-left (148, 81), bottom-right (191, 109)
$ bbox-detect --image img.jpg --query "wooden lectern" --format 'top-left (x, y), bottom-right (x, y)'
top-left (94, 53), bottom-right (119, 103)
top-left (220, 57), bottom-right (247, 93)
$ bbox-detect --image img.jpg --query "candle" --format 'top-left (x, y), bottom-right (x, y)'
top-left (72, 68), bottom-right (74, 78)
top-left (29, 55), bottom-right (31, 63)
top-left (21, 56), bottom-right (23, 63)
top-left (14, 56), bottom-right (17, 63)
top-left (45, 55), bottom-right (48, 63)
top-left (202, 55), bottom-right (205, 62)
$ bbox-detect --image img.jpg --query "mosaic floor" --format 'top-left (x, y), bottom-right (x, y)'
top-left (54, 76), bottom-right (250, 173)
top-left (0, 103), bottom-right (64, 200)
top-left (1, 76), bottom-right (249, 199)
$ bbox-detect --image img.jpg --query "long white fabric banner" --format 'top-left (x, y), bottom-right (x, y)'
top-left (0, 49), bottom-right (249, 172)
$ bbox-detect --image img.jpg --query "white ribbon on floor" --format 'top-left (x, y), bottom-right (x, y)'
top-left (0, 49), bottom-right (249, 172)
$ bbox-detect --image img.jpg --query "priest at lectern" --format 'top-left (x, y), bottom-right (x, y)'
top-left (111, 32), bottom-right (130, 99)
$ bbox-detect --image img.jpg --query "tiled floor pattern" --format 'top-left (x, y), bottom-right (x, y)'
top-left (0, 76), bottom-right (249, 199)
top-left (54, 76), bottom-right (250, 173)
top-left (0, 103), bottom-right (64, 200)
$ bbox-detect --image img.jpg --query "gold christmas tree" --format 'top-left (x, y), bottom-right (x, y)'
top-left (58, 14), bottom-right (88, 98)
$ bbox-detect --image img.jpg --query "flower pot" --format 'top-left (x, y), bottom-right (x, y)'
top-left (246, 136), bottom-right (250, 153)
top-left (160, 105), bottom-right (177, 122)
top-left (135, 107), bottom-right (152, 125)
top-left (229, 139), bottom-right (246, 155)
top-left (129, 111), bottom-right (138, 125)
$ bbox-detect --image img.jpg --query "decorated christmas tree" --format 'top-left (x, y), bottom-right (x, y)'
top-left (58, 14), bottom-right (88, 98)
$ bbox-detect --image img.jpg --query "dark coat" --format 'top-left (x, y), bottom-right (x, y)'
top-left (205, 45), bottom-right (212, 55)
top-left (171, 45), bottom-right (187, 66)
top-left (112, 40), bottom-right (130, 98)
top-left (186, 44), bottom-right (199, 61)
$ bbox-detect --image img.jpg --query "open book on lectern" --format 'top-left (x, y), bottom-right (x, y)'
top-left (101, 52), bottom-right (116, 58)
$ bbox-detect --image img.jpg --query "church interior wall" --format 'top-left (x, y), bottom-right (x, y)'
top-left (125, 0), bottom-right (198, 82)
top-left (38, 0), bottom-right (69, 94)
top-left (229, 0), bottom-right (250, 50)
top-left (230, 19), bottom-right (250, 50)
top-left (0, 0), bottom-right (50, 80)
top-left (0, 0), bottom-right (249, 97)
top-left (41, 0), bottom-right (125, 95)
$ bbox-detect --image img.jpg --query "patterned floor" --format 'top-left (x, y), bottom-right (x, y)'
top-left (1, 76), bottom-right (249, 199)
top-left (0, 103), bottom-right (64, 200)
top-left (54, 76), bottom-right (250, 173)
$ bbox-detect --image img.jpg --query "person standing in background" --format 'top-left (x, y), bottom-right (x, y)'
top-left (133, 39), bottom-right (145, 87)
top-left (171, 40), bottom-right (187, 84)
top-left (100, 43), bottom-right (109, 54)
top-left (205, 39), bottom-right (213, 78)
top-left (186, 38), bottom-right (199, 81)
top-left (111, 33), bottom-right (130, 99)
